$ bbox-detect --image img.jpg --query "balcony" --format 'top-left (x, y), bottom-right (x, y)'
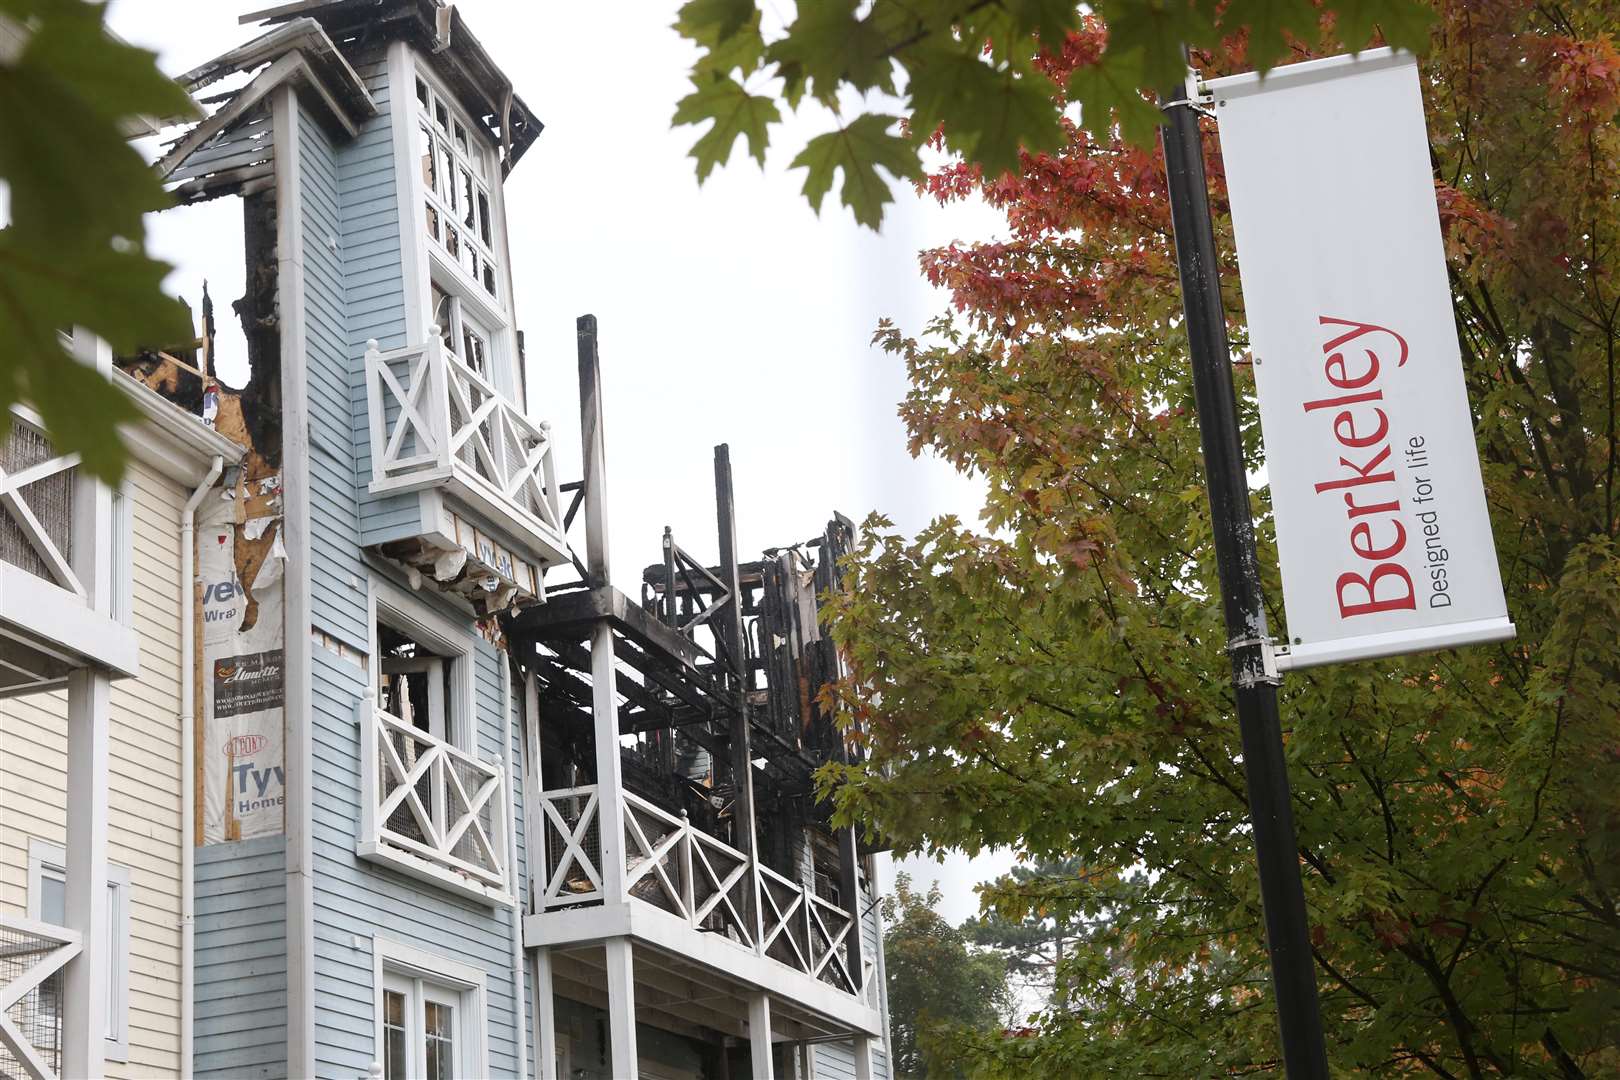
top-left (363, 337), bottom-right (569, 568)
top-left (0, 916), bottom-right (79, 1079)
top-left (1, 408), bottom-right (138, 691)
top-left (357, 698), bottom-right (510, 905)
top-left (534, 785), bottom-right (874, 1002)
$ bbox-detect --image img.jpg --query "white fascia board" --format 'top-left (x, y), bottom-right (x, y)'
top-left (115, 372), bottom-right (245, 484)
top-left (523, 901), bottom-right (886, 1037)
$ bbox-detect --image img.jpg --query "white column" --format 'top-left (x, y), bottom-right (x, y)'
top-left (747, 993), bottom-right (774, 1080)
top-left (589, 619), bottom-right (627, 904)
top-left (62, 666), bottom-right (110, 1079)
top-left (604, 938), bottom-right (638, 1077)
top-left (853, 1036), bottom-right (874, 1080)
top-left (532, 948), bottom-right (558, 1080)
top-left (63, 327), bottom-right (113, 1080)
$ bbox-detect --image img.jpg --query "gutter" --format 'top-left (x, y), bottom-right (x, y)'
top-left (502, 657), bottom-right (530, 1080)
top-left (179, 455), bottom-right (225, 1079)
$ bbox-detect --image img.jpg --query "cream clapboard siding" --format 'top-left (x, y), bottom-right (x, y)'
top-left (0, 456), bottom-right (189, 1077)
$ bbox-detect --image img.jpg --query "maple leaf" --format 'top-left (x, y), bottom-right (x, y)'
top-left (765, 0), bottom-right (895, 105)
top-left (1332, 0), bottom-right (1438, 53)
top-left (672, 0), bottom-right (754, 47)
top-left (791, 114), bottom-right (923, 230)
top-left (909, 48), bottom-right (1066, 179)
top-left (673, 75), bottom-right (781, 181)
top-left (1067, 46), bottom-right (1164, 149)
top-left (0, 0), bottom-right (198, 484)
top-left (1239, 0), bottom-right (1324, 71)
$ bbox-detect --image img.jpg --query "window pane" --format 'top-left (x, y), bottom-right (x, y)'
top-left (453, 120), bottom-right (469, 158)
top-left (459, 168), bottom-right (475, 229)
top-left (419, 124), bottom-right (437, 194)
top-left (432, 285), bottom-right (454, 345)
top-left (425, 1001), bottom-right (455, 1080)
top-left (415, 78), bottom-right (429, 107)
top-left (434, 99), bottom-right (449, 132)
top-left (462, 244), bottom-right (478, 281)
top-left (383, 990), bottom-right (408, 1080)
top-left (42, 873), bottom-right (64, 925)
top-left (440, 144), bottom-right (457, 211)
top-left (445, 225), bottom-right (460, 260)
top-left (476, 191), bottom-right (491, 248)
top-left (425, 204), bottom-right (439, 242)
top-left (462, 328), bottom-right (486, 378)
top-left (482, 262), bottom-right (496, 297)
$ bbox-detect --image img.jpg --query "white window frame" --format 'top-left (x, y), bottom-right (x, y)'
top-left (372, 936), bottom-right (490, 1080)
top-left (369, 573), bottom-right (477, 756)
top-left (393, 45), bottom-right (522, 405)
top-left (109, 476), bottom-right (134, 628)
top-left (430, 275), bottom-right (506, 388)
top-left (412, 68), bottom-right (502, 305)
top-left (27, 838), bottom-right (132, 1062)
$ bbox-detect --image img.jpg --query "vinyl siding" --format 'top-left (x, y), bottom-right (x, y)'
top-left (344, 53), bottom-right (423, 552)
top-left (0, 458), bottom-right (190, 1077)
top-left (301, 57), bottom-right (526, 1079)
top-left (194, 835), bottom-right (288, 1079)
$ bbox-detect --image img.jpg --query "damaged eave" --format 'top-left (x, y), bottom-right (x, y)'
top-left (157, 27), bottom-right (376, 190)
top-left (115, 370), bottom-right (247, 485)
top-left (176, 17), bottom-right (375, 121)
top-left (240, 0), bottom-right (542, 172)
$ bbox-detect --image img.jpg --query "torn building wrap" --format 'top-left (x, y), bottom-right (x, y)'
top-left (200, 496), bottom-right (286, 841)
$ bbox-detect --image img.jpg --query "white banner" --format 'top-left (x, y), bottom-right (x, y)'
top-left (1208, 49), bottom-right (1514, 670)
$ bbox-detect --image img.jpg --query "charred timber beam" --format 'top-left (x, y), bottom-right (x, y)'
top-left (507, 586), bottom-right (704, 673)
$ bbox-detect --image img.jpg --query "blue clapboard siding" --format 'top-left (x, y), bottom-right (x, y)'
top-left (343, 55), bottom-right (424, 551)
top-left (194, 836), bottom-right (288, 1079)
top-left (813, 885), bottom-right (893, 1080)
top-left (300, 98), bottom-right (371, 653)
top-left (299, 54), bottom-right (527, 1079)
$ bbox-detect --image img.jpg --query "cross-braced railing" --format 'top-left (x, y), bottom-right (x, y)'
top-left (364, 335), bottom-right (567, 559)
top-left (534, 785), bottom-right (862, 995)
top-left (359, 701), bottom-right (506, 894)
top-left (0, 410), bottom-right (81, 597)
top-left (0, 917), bottom-right (80, 1080)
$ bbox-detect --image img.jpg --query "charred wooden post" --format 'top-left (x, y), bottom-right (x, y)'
top-left (714, 444), bottom-right (761, 941)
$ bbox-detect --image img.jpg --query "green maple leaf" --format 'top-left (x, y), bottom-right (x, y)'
top-left (909, 48), bottom-right (1066, 177)
top-left (1067, 47), bottom-right (1164, 147)
top-left (673, 76), bottom-right (782, 181)
top-left (1000, 0), bottom-right (1088, 47)
top-left (791, 113), bottom-right (923, 230)
top-left (0, 0), bottom-right (199, 484)
top-left (1099, 0), bottom-right (1217, 92)
top-left (765, 0), bottom-right (895, 104)
top-left (1331, 0), bottom-right (1438, 53)
top-left (672, 0), bottom-right (755, 47)
top-left (1237, 0), bottom-right (1325, 71)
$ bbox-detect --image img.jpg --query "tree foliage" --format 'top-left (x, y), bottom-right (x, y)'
top-left (882, 873), bottom-right (1015, 1079)
top-left (962, 858), bottom-right (1094, 1009)
top-left (821, 1), bottom-right (1620, 1075)
top-left (671, 0), bottom-right (1435, 229)
top-left (0, 0), bottom-right (195, 482)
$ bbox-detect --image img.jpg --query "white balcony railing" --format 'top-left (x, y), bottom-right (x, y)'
top-left (0, 916), bottom-right (81, 1080)
top-left (536, 785), bottom-right (863, 997)
top-left (363, 335), bottom-right (567, 563)
top-left (358, 699), bottom-right (508, 903)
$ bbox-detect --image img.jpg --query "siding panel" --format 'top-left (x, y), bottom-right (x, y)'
top-left (194, 835), bottom-right (287, 1079)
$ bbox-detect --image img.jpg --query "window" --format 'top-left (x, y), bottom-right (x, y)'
top-left (374, 939), bottom-right (488, 1080)
top-left (429, 282), bottom-right (495, 382)
top-left (27, 838), bottom-right (131, 1062)
top-left (376, 617), bottom-right (463, 749)
top-left (414, 75), bottom-right (500, 302)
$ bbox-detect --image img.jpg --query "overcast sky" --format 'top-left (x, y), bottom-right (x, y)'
top-left (109, 0), bottom-right (1016, 924)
